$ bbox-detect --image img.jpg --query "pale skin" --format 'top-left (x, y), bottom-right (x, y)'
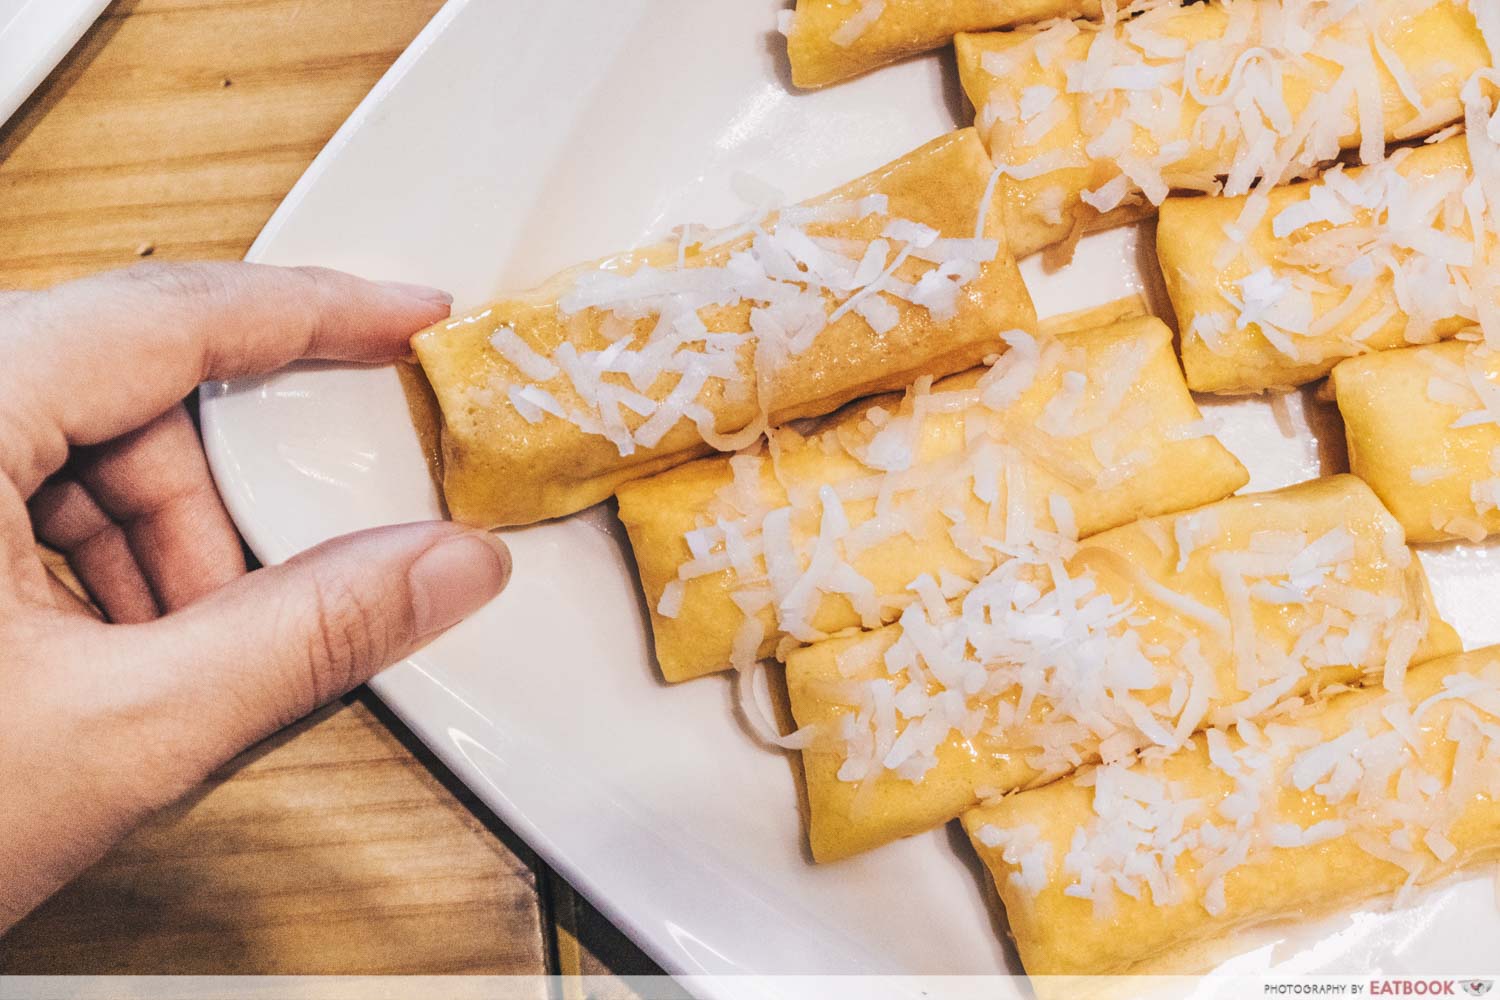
top-left (0, 262), bottom-right (512, 933)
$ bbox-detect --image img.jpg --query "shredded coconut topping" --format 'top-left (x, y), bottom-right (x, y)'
top-left (986, 657), bottom-right (1500, 916)
top-left (691, 333), bottom-right (1072, 653)
top-left (1190, 62), bottom-right (1500, 367)
top-left (669, 325), bottom-right (1231, 747)
top-left (829, 0), bottom-right (886, 47)
top-left (980, 0), bottom-right (1477, 246)
top-left (1424, 342), bottom-right (1500, 431)
top-left (1475, 447), bottom-right (1500, 516)
top-left (814, 485), bottom-right (1429, 789)
top-left (477, 188), bottom-right (999, 458)
top-left (975, 822), bottom-right (1055, 895)
top-left (1416, 340), bottom-right (1500, 526)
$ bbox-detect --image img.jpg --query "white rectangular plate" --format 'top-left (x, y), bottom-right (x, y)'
top-left (200, 2), bottom-right (1500, 996)
top-left (0, 0), bottom-right (109, 127)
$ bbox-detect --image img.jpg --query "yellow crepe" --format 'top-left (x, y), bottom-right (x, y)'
top-left (1333, 338), bottom-right (1500, 543)
top-left (787, 475), bottom-right (1460, 862)
top-left (964, 646), bottom-right (1500, 978)
top-left (1160, 137), bottom-right (1481, 394)
top-left (413, 129), bottom-right (1035, 527)
top-left (785, 0), bottom-right (1103, 90)
top-left (953, 0), bottom-right (1488, 260)
top-left (1035, 294), bottom-right (1150, 336)
top-left (616, 315), bottom-right (1249, 683)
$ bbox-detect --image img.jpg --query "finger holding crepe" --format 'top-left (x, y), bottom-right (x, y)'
top-left (782, 0), bottom-right (1106, 90)
top-left (953, 0), bottom-right (1490, 261)
top-left (1333, 338), bottom-right (1500, 543)
top-left (787, 475), bottom-right (1460, 862)
top-left (963, 646), bottom-right (1500, 978)
top-left (413, 128), bottom-right (1035, 527)
top-left (617, 314), bottom-right (1248, 685)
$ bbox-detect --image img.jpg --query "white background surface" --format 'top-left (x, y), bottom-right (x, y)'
top-left (199, 1), bottom-right (1500, 995)
top-left (0, 0), bottom-right (109, 128)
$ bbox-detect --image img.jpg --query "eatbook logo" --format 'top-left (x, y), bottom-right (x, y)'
top-left (1461, 982), bottom-right (1493, 997)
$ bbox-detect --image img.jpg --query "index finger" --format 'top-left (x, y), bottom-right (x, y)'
top-left (0, 262), bottom-right (452, 495)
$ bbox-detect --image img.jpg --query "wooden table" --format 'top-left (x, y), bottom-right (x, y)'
top-left (0, 0), bottom-right (661, 983)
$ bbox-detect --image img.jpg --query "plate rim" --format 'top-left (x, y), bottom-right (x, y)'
top-left (0, 0), bottom-right (111, 128)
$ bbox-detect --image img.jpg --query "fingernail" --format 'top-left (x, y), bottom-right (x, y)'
top-left (378, 279), bottom-right (454, 307)
top-left (409, 530), bottom-right (511, 637)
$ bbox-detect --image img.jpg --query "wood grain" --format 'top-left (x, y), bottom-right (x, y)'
top-left (0, 0), bottom-right (446, 289)
top-left (2, 697), bottom-right (549, 979)
top-left (0, 0), bottom-right (657, 980)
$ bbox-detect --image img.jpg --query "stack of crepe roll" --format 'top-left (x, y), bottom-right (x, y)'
top-left (953, 0), bottom-right (1489, 258)
top-left (1156, 79), bottom-right (1500, 545)
top-left (785, 475), bottom-right (1459, 860)
top-left (618, 310), bottom-right (1249, 684)
top-left (402, 0), bottom-right (1500, 981)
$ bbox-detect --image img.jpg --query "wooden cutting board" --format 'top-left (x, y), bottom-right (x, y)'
top-left (0, 1), bottom-right (657, 985)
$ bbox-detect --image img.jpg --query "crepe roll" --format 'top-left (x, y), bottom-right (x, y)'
top-left (783, 0), bottom-right (1104, 90)
top-left (1332, 339), bottom-right (1500, 543)
top-left (954, 0), bottom-right (1488, 260)
top-left (787, 475), bottom-right (1460, 861)
top-left (413, 128), bottom-right (1035, 527)
top-left (964, 646), bottom-right (1500, 977)
top-left (1160, 136), bottom-right (1483, 394)
top-left (616, 315), bottom-right (1249, 683)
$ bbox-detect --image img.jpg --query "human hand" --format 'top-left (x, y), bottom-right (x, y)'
top-left (0, 263), bottom-right (511, 932)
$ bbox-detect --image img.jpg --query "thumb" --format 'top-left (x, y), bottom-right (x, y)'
top-left (138, 520), bottom-right (510, 765)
